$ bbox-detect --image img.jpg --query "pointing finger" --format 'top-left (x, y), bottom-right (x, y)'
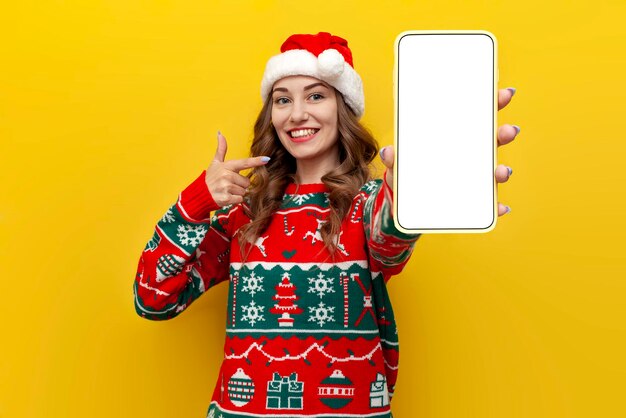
top-left (225, 156), bottom-right (271, 172)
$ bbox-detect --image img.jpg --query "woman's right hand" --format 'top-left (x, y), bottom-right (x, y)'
top-left (205, 131), bottom-right (270, 207)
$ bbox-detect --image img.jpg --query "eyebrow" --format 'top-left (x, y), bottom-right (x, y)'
top-left (272, 82), bottom-right (329, 94)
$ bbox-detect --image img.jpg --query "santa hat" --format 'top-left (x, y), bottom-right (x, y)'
top-left (261, 32), bottom-right (365, 118)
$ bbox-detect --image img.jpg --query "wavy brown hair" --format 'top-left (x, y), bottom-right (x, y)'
top-left (238, 90), bottom-right (379, 257)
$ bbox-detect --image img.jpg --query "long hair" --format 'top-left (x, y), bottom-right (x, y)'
top-left (238, 90), bottom-right (379, 256)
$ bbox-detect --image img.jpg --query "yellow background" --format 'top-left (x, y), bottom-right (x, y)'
top-left (2, 0), bottom-right (625, 417)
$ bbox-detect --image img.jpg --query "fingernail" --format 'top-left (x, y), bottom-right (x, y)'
top-left (261, 156), bottom-right (270, 162)
top-left (505, 205), bottom-right (511, 214)
top-left (507, 87), bottom-right (516, 97)
top-left (513, 125), bottom-right (521, 135)
top-left (217, 130), bottom-right (222, 137)
top-left (380, 147), bottom-right (387, 160)
top-left (506, 166), bottom-right (513, 177)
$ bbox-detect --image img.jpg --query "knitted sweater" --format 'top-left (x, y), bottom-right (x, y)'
top-left (133, 171), bottom-right (420, 418)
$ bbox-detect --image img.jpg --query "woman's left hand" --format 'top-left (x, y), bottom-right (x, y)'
top-left (379, 87), bottom-right (520, 217)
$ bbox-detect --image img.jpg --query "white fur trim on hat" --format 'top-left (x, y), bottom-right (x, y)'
top-left (318, 49), bottom-right (345, 78)
top-left (260, 49), bottom-right (365, 118)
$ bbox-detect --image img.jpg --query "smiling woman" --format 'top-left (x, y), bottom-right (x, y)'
top-left (132, 31), bottom-right (516, 418)
top-left (134, 33), bottom-right (421, 418)
top-left (134, 33), bottom-right (419, 418)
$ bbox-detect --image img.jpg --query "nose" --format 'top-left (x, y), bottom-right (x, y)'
top-left (289, 101), bottom-right (309, 123)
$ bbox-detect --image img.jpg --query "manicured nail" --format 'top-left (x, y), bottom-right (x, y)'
top-left (507, 166), bottom-right (513, 177)
top-left (379, 147), bottom-right (387, 160)
top-left (505, 205), bottom-right (511, 214)
top-left (507, 87), bottom-right (516, 97)
top-left (217, 130), bottom-right (222, 137)
top-left (261, 156), bottom-right (271, 162)
top-left (513, 125), bottom-right (521, 135)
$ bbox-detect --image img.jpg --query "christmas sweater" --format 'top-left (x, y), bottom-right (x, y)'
top-left (133, 170), bottom-right (421, 418)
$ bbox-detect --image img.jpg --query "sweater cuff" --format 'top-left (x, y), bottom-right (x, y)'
top-left (178, 170), bottom-right (219, 221)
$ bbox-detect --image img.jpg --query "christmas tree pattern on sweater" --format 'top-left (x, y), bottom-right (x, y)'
top-left (134, 171), bottom-right (420, 418)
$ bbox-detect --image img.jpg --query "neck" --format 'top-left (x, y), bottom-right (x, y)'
top-left (294, 153), bottom-right (340, 184)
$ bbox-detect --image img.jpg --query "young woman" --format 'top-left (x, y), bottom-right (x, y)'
top-left (133, 32), bottom-right (518, 418)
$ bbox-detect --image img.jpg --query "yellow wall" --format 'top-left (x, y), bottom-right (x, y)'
top-left (2, 1), bottom-right (625, 417)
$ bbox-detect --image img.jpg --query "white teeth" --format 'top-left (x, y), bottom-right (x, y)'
top-left (290, 128), bottom-right (318, 138)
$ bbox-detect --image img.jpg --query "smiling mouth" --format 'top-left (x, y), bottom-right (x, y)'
top-left (289, 128), bottom-right (319, 139)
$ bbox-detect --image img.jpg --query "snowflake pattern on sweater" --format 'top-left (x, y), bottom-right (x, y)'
top-left (134, 171), bottom-right (420, 418)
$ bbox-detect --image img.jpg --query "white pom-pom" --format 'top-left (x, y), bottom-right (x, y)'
top-left (318, 49), bottom-right (345, 79)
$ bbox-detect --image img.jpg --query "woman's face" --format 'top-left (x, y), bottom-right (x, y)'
top-left (271, 75), bottom-right (339, 167)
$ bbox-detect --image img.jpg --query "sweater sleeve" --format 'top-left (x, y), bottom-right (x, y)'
top-left (133, 171), bottom-right (232, 320)
top-left (363, 171), bottom-right (421, 281)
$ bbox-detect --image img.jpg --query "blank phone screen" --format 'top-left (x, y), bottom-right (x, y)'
top-left (395, 31), bottom-right (498, 233)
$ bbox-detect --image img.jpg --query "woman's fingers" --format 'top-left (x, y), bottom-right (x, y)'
top-left (498, 87), bottom-right (516, 111)
top-left (224, 156), bottom-right (271, 172)
top-left (497, 124), bottom-right (520, 147)
top-left (228, 171), bottom-right (251, 189)
top-left (498, 202), bottom-right (511, 216)
top-left (495, 165), bottom-right (513, 215)
top-left (214, 175), bottom-right (248, 193)
top-left (495, 90), bottom-right (516, 218)
top-left (228, 184), bottom-right (247, 197)
top-left (212, 183), bottom-right (247, 204)
top-left (206, 132), bottom-right (269, 207)
top-left (380, 145), bottom-right (395, 169)
top-left (214, 131), bottom-right (228, 162)
top-left (497, 89), bottom-right (520, 147)
top-left (379, 146), bottom-right (395, 188)
top-left (495, 164), bottom-right (512, 183)
top-left (208, 173), bottom-right (250, 206)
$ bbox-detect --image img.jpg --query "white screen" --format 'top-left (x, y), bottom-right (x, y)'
top-left (395, 31), bottom-right (497, 233)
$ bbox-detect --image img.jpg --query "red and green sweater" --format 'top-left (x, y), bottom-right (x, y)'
top-left (134, 170), bottom-right (420, 418)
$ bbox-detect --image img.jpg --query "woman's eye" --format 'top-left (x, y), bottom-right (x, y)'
top-left (274, 97), bottom-right (290, 105)
top-left (309, 93), bottom-right (324, 101)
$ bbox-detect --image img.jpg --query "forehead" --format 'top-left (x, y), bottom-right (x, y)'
top-left (272, 75), bottom-right (331, 91)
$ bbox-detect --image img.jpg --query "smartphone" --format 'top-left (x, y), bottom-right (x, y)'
top-left (393, 30), bottom-right (498, 234)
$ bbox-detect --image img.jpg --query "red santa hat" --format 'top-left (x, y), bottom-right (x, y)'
top-left (261, 32), bottom-right (365, 118)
